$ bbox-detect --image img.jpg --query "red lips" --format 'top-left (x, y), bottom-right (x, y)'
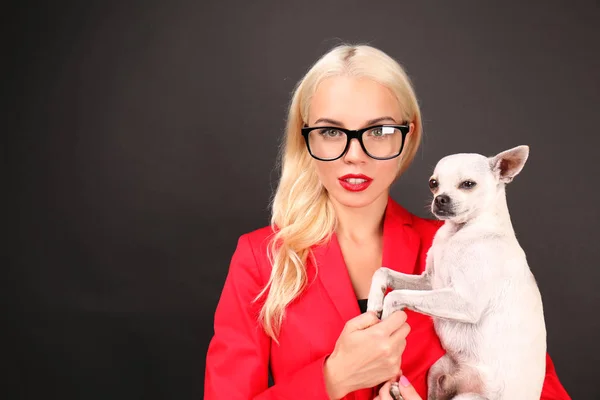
top-left (338, 174), bottom-right (373, 192)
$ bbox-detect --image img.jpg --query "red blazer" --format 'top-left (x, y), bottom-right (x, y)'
top-left (205, 196), bottom-right (571, 399)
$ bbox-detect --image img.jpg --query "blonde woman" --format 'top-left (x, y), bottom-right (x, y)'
top-left (204, 44), bottom-right (569, 400)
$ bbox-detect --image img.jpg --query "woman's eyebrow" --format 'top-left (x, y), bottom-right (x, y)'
top-left (313, 118), bottom-right (344, 126)
top-left (365, 116), bottom-right (398, 125)
top-left (312, 116), bottom-right (398, 127)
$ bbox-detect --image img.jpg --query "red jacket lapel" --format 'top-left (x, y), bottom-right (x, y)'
top-left (382, 196), bottom-right (421, 275)
top-left (313, 196), bottom-right (422, 324)
top-left (312, 232), bottom-right (361, 324)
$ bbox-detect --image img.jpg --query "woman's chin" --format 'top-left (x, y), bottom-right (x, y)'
top-left (329, 188), bottom-right (387, 209)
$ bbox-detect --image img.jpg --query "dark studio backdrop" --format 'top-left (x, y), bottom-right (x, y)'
top-left (6, 0), bottom-right (600, 399)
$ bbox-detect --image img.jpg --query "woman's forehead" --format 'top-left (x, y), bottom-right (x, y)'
top-left (307, 76), bottom-right (403, 126)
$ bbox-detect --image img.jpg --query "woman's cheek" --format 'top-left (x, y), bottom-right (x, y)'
top-left (376, 162), bottom-right (400, 185)
top-left (315, 163), bottom-right (338, 189)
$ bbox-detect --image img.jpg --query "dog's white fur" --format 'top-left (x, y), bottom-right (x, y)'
top-left (367, 145), bottom-right (547, 400)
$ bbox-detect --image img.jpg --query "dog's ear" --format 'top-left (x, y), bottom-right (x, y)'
top-left (489, 145), bottom-right (530, 183)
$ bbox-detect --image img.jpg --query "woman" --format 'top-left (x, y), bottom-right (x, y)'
top-left (204, 44), bottom-right (570, 400)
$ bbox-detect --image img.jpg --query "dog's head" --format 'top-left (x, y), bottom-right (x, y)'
top-left (429, 145), bottom-right (530, 222)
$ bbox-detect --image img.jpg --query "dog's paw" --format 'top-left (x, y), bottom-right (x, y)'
top-left (366, 268), bottom-right (389, 316)
top-left (366, 294), bottom-right (383, 313)
top-left (382, 292), bottom-right (406, 320)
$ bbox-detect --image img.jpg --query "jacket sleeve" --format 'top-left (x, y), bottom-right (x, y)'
top-left (540, 353), bottom-right (571, 399)
top-left (204, 234), bottom-right (333, 400)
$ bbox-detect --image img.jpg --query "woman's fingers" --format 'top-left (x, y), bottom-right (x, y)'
top-left (377, 381), bottom-right (396, 400)
top-left (396, 375), bottom-right (422, 399)
top-left (376, 375), bottom-right (423, 400)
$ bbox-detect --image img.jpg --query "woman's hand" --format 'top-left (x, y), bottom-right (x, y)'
top-left (323, 310), bottom-right (411, 399)
top-left (374, 376), bottom-right (422, 400)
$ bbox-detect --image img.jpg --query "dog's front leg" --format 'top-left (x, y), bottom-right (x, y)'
top-left (381, 288), bottom-right (483, 323)
top-left (366, 267), bottom-right (432, 318)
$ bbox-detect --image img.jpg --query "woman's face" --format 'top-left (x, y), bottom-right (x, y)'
top-left (306, 75), bottom-right (413, 210)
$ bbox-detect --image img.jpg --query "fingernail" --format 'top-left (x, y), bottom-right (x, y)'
top-left (400, 375), bottom-right (410, 387)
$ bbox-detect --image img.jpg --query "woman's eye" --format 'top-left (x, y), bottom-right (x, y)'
top-left (367, 126), bottom-right (396, 139)
top-left (370, 128), bottom-right (383, 137)
top-left (318, 129), bottom-right (341, 137)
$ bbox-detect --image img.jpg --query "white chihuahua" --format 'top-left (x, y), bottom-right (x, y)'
top-left (367, 145), bottom-right (547, 400)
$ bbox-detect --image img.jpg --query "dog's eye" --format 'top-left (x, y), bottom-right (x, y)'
top-left (429, 179), bottom-right (438, 189)
top-left (460, 180), bottom-right (477, 189)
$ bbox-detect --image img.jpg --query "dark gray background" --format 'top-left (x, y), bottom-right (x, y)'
top-left (6, 0), bottom-right (599, 399)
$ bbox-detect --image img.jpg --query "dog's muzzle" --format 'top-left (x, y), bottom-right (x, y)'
top-left (433, 194), bottom-right (455, 217)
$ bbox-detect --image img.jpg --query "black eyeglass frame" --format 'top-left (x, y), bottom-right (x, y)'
top-left (300, 124), bottom-right (410, 161)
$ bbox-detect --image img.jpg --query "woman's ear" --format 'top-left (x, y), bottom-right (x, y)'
top-left (407, 121), bottom-right (415, 136)
top-left (403, 121), bottom-right (415, 145)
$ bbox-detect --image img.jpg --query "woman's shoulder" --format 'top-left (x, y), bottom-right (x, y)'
top-left (230, 225), bottom-right (276, 268)
top-left (237, 225), bottom-right (276, 250)
top-left (222, 225), bottom-right (275, 290)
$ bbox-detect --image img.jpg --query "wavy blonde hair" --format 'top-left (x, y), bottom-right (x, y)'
top-left (255, 44), bottom-right (423, 342)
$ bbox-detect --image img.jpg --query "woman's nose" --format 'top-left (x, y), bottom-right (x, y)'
top-left (343, 138), bottom-right (368, 162)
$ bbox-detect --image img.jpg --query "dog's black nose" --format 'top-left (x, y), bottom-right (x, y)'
top-left (435, 194), bottom-right (450, 206)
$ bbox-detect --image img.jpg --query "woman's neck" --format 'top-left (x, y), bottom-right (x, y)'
top-left (332, 193), bottom-right (388, 244)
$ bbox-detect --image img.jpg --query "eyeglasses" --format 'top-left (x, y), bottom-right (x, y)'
top-left (301, 124), bottom-right (410, 161)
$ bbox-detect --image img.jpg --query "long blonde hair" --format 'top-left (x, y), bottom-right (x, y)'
top-left (255, 44), bottom-right (423, 342)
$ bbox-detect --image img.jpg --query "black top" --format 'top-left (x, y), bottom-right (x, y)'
top-left (358, 298), bottom-right (368, 314)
